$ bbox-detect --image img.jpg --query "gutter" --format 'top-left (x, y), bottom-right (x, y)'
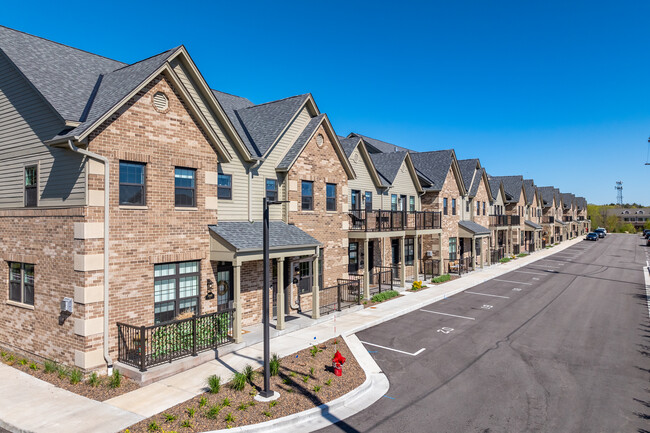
top-left (66, 140), bottom-right (113, 373)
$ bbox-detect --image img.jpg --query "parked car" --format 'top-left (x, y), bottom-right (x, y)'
top-left (594, 228), bottom-right (606, 238)
top-left (643, 229), bottom-right (650, 236)
top-left (647, 237), bottom-right (650, 246)
top-left (597, 227), bottom-right (608, 234)
top-left (586, 233), bottom-right (599, 241)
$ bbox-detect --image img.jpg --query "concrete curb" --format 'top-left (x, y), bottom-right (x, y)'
top-left (201, 334), bottom-right (388, 433)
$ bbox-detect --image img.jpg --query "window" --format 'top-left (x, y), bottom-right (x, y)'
top-left (350, 190), bottom-right (361, 211)
top-left (365, 191), bottom-right (373, 211)
top-left (348, 242), bottom-right (358, 273)
top-left (452, 198), bottom-right (456, 216)
top-left (174, 167), bottom-right (196, 207)
top-left (449, 237), bottom-right (457, 260)
top-left (217, 174), bottom-right (232, 200)
top-left (483, 202), bottom-right (486, 216)
top-left (475, 238), bottom-right (482, 256)
top-left (409, 196), bottom-right (415, 212)
top-left (301, 181), bottom-right (313, 210)
top-left (24, 166), bottom-right (37, 207)
top-left (443, 198), bottom-right (448, 215)
top-left (326, 183), bottom-right (337, 211)
top-left (476, 201), bottom-right (480, 215)
top-left (154, 261), bottom-right (200, 324)
top-left (119, 161), bottom-right (145, 205)
top-left (466, 200), bottom-right (470, 213)
top-left (266, 179), bottom-right (278, 202)
top-left (8, 262), bottom-right (34, 306)
top-left (405, 238), bottom-right (414, 265)
top-left (400, 195), bottom-right (407, 211)
top-left (391, 194), bottom-right (398, 211)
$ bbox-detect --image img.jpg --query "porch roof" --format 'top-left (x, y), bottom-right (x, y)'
top-left (458, 220), bottom-right (491, 237)
top-left (524, 220), bottom-right (542, 231)
top-left (209, 221), bottom-right (321, 252)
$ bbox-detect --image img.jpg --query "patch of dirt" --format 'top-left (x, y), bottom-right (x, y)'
top-left (0, 350), bottom-right (139, 401)
top-left (122, 337), bottom-right (365, 432)
top-left (363, 292), bottom-right (403, 308)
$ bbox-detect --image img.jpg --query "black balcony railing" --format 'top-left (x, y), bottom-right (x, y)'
top-left (117, 308), bottom-right (234, 372)
top-left (564, 216), bottom-right (573, 222)
top-left (319, 278), bottom-right (362, 316)
top-left (542, 216), bottom-right (555, 224)
top-left (348, 210), bottom-right (441, 231)
top-left (488, 214), bottom-right (520, 227)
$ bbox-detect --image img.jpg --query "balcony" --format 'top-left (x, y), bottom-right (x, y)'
top-left (564, 216), bottom-right (573, 222)
top-left (488, 214), bottom-right (520, 227)
top-left (542, 216), bottom-right (555, 224)
top-left (348, 210), bottom-right (441, 232)
top-left (577, 216), bottom-right (585, 221)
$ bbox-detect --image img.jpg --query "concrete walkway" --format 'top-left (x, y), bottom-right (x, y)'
top-left (0, 239), bottom-right (583, 433)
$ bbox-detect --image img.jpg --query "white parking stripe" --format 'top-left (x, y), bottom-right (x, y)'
top-left (360, 341), bottom-right (426, 356)
top-left (419, 309), bottom-right (476, 320)
top-left (493, 279), bottom-right (533, 285)
top-left (644, 267), bottom-right (650, 319)
top-left (513, 270), bottom-right (547, 276)
top-left (465, 291), bottom-right (510, 299)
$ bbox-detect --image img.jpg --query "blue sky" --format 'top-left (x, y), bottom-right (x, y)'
top-left (4, 0), bottom-right (650, 204)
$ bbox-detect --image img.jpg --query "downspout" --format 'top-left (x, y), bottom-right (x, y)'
top-left (67, 140), bottom-right (112, 373)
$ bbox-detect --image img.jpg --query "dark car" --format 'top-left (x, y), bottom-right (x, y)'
top-left (594, 228), bottom-right (606, 238)
top-left (586, 233), bottom-right (599, 241)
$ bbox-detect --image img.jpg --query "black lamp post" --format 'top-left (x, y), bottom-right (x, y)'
top-left (260, 197), bottom-right (287, 398)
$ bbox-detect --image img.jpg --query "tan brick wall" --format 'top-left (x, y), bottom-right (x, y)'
top-left (287, 125), bottom-right (349, 288)
top-left (421, 167), bottom-right (461, 260)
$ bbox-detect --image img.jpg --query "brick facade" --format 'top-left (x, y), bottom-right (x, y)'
top-left (421, 167), bottom-right (461, 261)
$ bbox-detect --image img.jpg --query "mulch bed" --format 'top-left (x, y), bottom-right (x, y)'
top-left (429, 275), bottom-right (460, 285)
top-left (0, 349), bottom-right (139, 401)
top-left (363, 292), bottom-right (403, 308)
top-left (122, 337), bottom-right (365, 432)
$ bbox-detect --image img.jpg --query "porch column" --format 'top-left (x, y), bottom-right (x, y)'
top-left (400, 235), bottom-right (406, 288)
top-left (471, 236), bottom-right (476, 271)
top-left (413, 235), bottom-right (419, 281)
top-left (438, 234), bottom-right (444, 275)
top-left (276, 257), bottom-right (285, 331)
top-left (311, 248), bottom-right (320, 319)
top-left (233, 261), bottom-right (242, 344)
top-left (363, 238), bottom-right (370, 299)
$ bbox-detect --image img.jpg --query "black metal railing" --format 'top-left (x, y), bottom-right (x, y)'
top-left (527, 241), bottom-right (535, 253)
top-left (443, 256), bottom-right (472, 275)
top-left (490, 247), bottom-right (505, 263)
top-left (117, 308), bottom-right (235, 372)
top-left (564, 216), bottom-right (573, 222)
top-left (369, 266), bottom-right (394, 295)
top-left (489, 214), bottom-right (520, 227)
top-left (577, 216), bottom-right (585, 221)
top-left (513, 244), bottom-right (520, 255)
top-left (542, 216), bottom-right (555, 224)
top-left (348, 210), bottom-right (441, 231)
top-left (420, 258), bottom-right (441, 281)
top-left (320, 278), bottom-right (362, 316)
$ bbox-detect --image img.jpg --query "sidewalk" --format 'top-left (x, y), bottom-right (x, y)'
top-left (0, 238), bottom-right (583, 433)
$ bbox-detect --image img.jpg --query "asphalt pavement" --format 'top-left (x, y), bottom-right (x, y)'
top-left (319, 234), bottom-right (650, 433)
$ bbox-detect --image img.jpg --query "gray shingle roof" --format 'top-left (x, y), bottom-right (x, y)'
top-left (525, 220), bottom-right (542, 230)
top-left (490, 176), bottom-right (524, 203)
top-left (410, 150), bottom-right (454, 191)
top-left (561, 193), bottom-right (575, 210)
top-left (211, 89), bottom-right (257, 155)
top-left (523, 179), bottom-right (536, 205)
top-left (0, 25), bottom-right (126, 122)
top-left (575, 196), bottom-right (587, 210)
top-left (458, 220), bottom-right (491, 235)
top-left (338, 136), bottom-right (360, 157)
top-left (277, 114), bottom-right (325, 170)
top-left (208, 221), bottom-right (321, 252)
top-left (369, 152), bottom-right (408, 185)
top-left (488, 177), bottom-right (502, 201)
top-left (537, 186), bottom-right (556, 208)
top-left (348, 133), bottom-right (411, 154)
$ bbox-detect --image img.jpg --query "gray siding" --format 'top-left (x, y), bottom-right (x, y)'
top-left (0, 52), bottom-right (86, 208)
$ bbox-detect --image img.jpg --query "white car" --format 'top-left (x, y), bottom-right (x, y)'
top-left (597, 227), bottom-right (607, 234)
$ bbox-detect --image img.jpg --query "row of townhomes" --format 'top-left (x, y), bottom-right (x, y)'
top-left (0, 26), bottom-right (591, 379)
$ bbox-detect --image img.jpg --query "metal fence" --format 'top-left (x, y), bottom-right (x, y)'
top-left (420, 258), bottom-right (441, 281)
top-left (319, 278), bottom-right (362, 316)
top-left (443, 256), bottom-right (472, 275)
top-left (513, 244), bottom-right (520, 255)
top-left (117, 308), bottom-right (234, 372)
top-left (490, 247), bottom-right (505, 263)
top-left (369, 266), bottom-right (394, 295)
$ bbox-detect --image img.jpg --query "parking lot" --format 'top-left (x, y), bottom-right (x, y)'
top-left (320, 234), bottom-right (650, 432)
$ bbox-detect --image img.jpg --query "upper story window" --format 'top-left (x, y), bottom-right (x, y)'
top-left (301, 181), bottom-right (313, 211)
top-left (9, 262), bottom-right (34, 306)
top-left (350, 190), bottom-right (361, 211)
top-left (443, 198), bottom-right (448, 215)
top-left (119, 161), bottom-right (146, 206)
top-left (483, 202), bottom-right (486, 216)
top-left (266, 179), bottom-right (278, 202)
top-left (24, 165), bottom-right (38, 207)
top-left (365, 192), bottom-right (373, 212)
top-left (326, 183), bottom-right (337, 211)
top-left (409, 196), bottom-right (415, 212)
top-left (476, 201), bottom-right (480, 215)
top-left (452, 198), bottom-right (456, 216)
top-left (217, 174), bottom-right (232, 200)
top-left (391, 194), bottom-right (398, 211)
top-left (174, 168), bottom-right (196, 207)
top-left (466, 200), bottom-right (470, 213)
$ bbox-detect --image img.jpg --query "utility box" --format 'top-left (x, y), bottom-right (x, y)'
top-left (61, 297), bottom-right (73, 314)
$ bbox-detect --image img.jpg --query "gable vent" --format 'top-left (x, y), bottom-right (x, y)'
top-left (152, 92), bottom-right (169, 112)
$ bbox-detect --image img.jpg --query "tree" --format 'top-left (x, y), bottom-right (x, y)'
top-left (644, 220), bottom-right (650, 231)
top-left (605, 215), bottom-right (619, 233)
top-left (620, 223), bottom-right (636, 233)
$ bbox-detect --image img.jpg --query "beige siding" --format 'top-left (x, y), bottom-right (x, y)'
top-left (0, 52), bottom-right (86, 208)
top-left (347, 147), bottom-right (380, 209)
top-left (383, 160), bottom-right (420, 211)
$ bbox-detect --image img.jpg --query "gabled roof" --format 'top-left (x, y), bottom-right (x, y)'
top-left (368, 152), bottom-right (421, 191)
top-left (348, 133), bottom-right (411, 154)
top-left (490, 175), bottom-right (525, 204)
top-left (457, 159), bottom-right (480, 196)
top-left (410, 149), bottom-right (464, 193)
top-left (537, 186), bottom-right (556, 208)
top-left (211, 89), bottom-right (256, 155)
top-left (561, 193), bottom-right (576, 210)
top-left (523, 179), bottom-right (537, 206)
top-left (276, 114), bottom-right (325, 170)
top-left (575, 196), bottom-right (587, 210)
top-left (209, 222), bottom-right (320, 252)
top-left (338, 135), bottom-right (361, 157)
top-left (0, 25), bottom-right (126, 122)
top-left (525, 220), bottom-right (543, 230)
top-left (488, 177), bottom-right (504, 201)
top-left (553, 189), bottom-right (562, 207)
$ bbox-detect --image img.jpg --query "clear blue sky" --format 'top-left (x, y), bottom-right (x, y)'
top-left (4, 0), bottom-right (650, 205)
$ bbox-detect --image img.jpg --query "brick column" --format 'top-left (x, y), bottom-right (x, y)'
top-left (276, 257), bottom-right (285, 331)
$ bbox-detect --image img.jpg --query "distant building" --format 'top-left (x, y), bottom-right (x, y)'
top-left (605, 208), bottom-right (650, 230)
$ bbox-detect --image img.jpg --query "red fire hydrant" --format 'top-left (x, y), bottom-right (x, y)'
top-left (332, 350), bottom-right (346, 377)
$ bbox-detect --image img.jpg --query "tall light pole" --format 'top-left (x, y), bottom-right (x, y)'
top-left (260, 197), bottom-right (287, 398)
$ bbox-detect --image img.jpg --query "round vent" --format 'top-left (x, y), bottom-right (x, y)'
top-left (152, 92), bottom-right (169, 112)
top-left (316, 134), bottom-right (324, 147)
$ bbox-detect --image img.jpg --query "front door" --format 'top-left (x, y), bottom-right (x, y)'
top-left (368, 241), bottom-right (375, 272)
top-left (391, 239), bottom-right (400, 266)
top-left (216, 263), bottom-right (234, 311)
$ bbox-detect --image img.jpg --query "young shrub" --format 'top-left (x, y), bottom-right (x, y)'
top-left (243, 365), bottom-right (256, 384)
top-left (180, 419), bottom-right (192, 428)
top-left (248, 400), bottom-right (256, 407)
top-left (69, 369), bottom-right (83, 385)
top-left (313, 385), bottom-right (322, 392)
top-left (282, 378), bottom-right (290, 384)
top-left (325, 378), bottom-right (332, 386)
top-left (263, 411), bottom-right (272, 418)
top-left (44, 360), bottom-right (57, 374)
top-left (302, 375), bottom-right (309, 383)
top-left (411, 280), bottom-right (423, 291)
top-left (309, 367), bottom-right (315, 376)
top-left (371, 290), bottom-right (399, 303)
top-left (18, 358), bottom-right (27, 366)
top-left (269, 400), bottom-right (278, 408)
top-left (309, 345), bottom-right (322, 357)
top-left (109, 369), bottom-right (122, 389)
top-left (163, 413), bottom-right (177, 422)
top-left (147, 421), bottom-right (160, 432)
top-left (270, 353), bottom-right (281, 376)
top-left (205, 405), bottom-right (221, 419)
top-left (186, 407), bottom-right (196, 418)
top-left (224, 413), bottom-right (235, 423)
top-left (221, 397), bottom-right (231, 407)
top-left (87, 372), bottom-right (100, 387)
top-left (237, 403), bottom-right (248, 411)
top-left (206, 374), bottom-right (221, 394)
top-left (499, 257), bottom-right (511, 263)
top-left (432, 274), bottom-right (451, 283)
top-left (230, 371), bottom-right (247, 391)
top-left (199, 397), bottom-right (207, 408)
top-left (57, 365), bottom-right (68, 380)
top-left (29, 362), bottom-right (39, 371)
top-left (0, 351), bottom-right (6, 358)
top-left (289, 372), bottom-right (296, 378)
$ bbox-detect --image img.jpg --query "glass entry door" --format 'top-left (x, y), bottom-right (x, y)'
top-left (216, 263), bottom-right (233, 310)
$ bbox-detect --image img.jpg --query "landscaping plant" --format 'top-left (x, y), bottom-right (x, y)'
top-left (371, 290), bottom-right (399, 303)
top-left (432, 274), bottom-right (451, 283)
top-left (230, 371), bottom-right (247, 391)
top-left (199, 397), bottom-right (207, 408)
top-left (243, 365), bottom-right (256, 383)
top-left (44, 360), bottom-right (57, 373)
top-left (163, 413), bottom-right (177, 423)
top-left (29, 361), bottom-right (39, 371)
top-left (109, 369), bottom-right (122, 389)
top-left (270, 353), bottom-right (280, 376)
top-left (87, 372), bottom-right (100, 387)
top-left (206, 374), bottom-right (221, 394)
top-left (205, 405), bottom-right (221, 419)
top-left (411, 280), bottom-right (423, 291)
top-left (69, 369), bottom-right (83, 385)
